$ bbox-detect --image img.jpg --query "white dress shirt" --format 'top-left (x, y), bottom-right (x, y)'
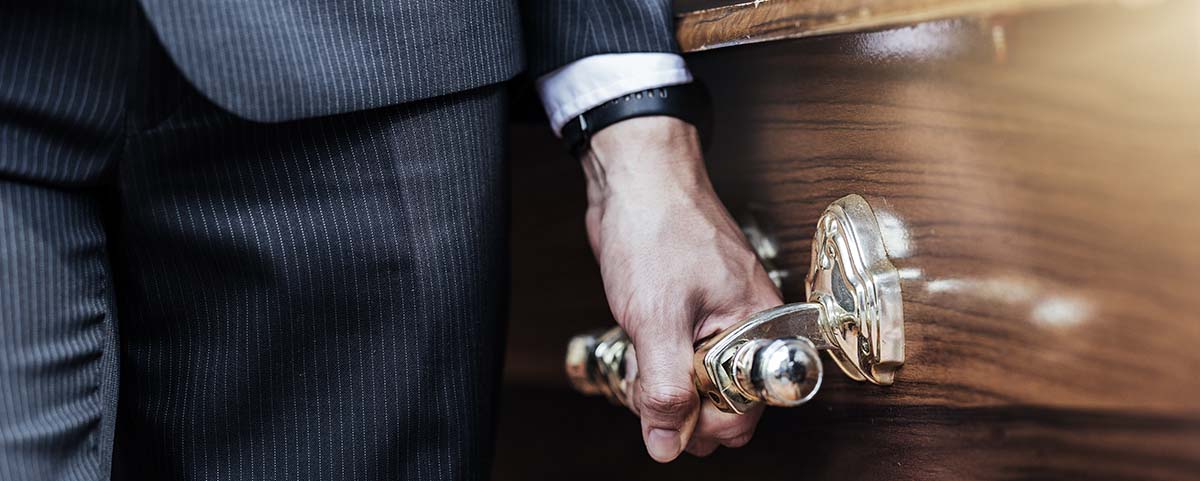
top-left (537, 53), bottom-right (693, 136)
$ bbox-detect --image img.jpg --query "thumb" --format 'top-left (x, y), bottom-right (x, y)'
top-left (627, 322), bottom-right (700, 463)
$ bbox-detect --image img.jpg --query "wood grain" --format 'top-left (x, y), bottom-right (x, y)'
top-left (689, 0), bottom-right (1200, 413)
top-left (493, 386), bottom-right (1200, 481)
top-left (673, 0), bottom-right (1109, 52)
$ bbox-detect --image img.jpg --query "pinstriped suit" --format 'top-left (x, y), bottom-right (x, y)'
top-left (138, 0), bottom-right (677, 122)
top-left (0, 0), bottom-right (677, 480)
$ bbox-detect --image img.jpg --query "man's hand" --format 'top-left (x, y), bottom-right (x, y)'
top-left (581, 116), bottom-right (783, 462)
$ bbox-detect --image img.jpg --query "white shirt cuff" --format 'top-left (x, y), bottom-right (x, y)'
top-left (537, 53), bottom-right (693, 137)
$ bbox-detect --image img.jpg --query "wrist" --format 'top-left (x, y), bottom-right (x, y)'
top-left (582, 116), bottom-right (709, 207)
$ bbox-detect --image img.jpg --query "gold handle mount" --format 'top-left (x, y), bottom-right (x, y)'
top-left (565, 194), bottom-right (905, 414)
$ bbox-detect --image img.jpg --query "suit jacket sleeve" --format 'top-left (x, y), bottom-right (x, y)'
top-left (520, 0), bottom-right (680, 78)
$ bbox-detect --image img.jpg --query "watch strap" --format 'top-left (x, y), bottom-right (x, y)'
top-left (561, 82), bottom-right (712, 158)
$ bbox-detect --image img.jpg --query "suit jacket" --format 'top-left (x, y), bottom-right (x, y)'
top-left (136, 0), bottom-right (679, 122)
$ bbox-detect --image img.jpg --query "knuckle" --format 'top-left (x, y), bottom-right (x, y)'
top-left (721, 432), bottom-right (755, 448)
top-left (711, 421), bottom-right (756, 447)
top-left (687, 443), bottom-right (718, 457)
top-left (704, 416), bottom-right (755, 440)
top-left (641, 385), bottom-right (696, 416)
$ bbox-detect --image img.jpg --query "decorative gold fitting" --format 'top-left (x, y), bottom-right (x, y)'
top-left (565, 328), bottom-right (635, 407)
top-left (731, 337), bottom-right (824, 407)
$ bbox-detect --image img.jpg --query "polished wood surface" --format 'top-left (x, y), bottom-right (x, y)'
top-left (687, 0), bottom-right (1200, 413)
top-left (673, 0), bottom-right (1104, 51)
top-left (497, 0), bottom-right (1200, 478)
top-left (494, 387), bottom-right (1200, 480)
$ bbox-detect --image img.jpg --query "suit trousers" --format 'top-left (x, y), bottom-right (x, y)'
top-left (0, 1), bottom-right (511, 480)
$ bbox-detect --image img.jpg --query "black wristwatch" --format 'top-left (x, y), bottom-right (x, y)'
top-left (561, 82), bottom-right (712, 158)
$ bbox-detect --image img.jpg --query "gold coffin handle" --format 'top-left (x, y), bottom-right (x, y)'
top-left (565, 194), bottom-right (905, 414)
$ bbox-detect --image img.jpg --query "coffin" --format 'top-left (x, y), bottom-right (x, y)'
top-left (495, 1), bottom-right (1200, 479)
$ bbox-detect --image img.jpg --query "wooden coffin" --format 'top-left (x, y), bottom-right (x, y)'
top-left (494, 0), bottom-right (1200, 479)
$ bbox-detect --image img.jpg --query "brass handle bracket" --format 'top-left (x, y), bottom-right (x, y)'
top-left (807, 194), bottom-right (905, 386)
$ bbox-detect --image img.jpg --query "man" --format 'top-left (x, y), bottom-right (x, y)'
top-left (0, 0), bottom-right (782, 479)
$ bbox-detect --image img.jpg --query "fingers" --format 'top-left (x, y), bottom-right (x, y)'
top-left (628, 324), bottom-right (701, 463)
top-left (694, 399), bottom-right (763, 448)
top-left (685, 437), bottom-right (719, 457)
top-left (684, 399), bottom-right (765, 458)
